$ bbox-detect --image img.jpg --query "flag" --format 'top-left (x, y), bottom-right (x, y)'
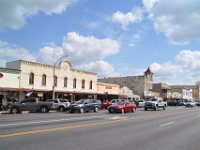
top-left (25, 91), bottom-right (33, 97)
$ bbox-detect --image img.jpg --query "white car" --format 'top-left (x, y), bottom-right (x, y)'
top-left (137, 100), bottom-right (145, 107)
top-left (185, 101), bottom-right (196, 107)
top-left (46, 99), bottom-right (70, 112)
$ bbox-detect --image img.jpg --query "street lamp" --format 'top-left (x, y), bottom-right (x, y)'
top-left (52, 55), bottom-right (68, 99)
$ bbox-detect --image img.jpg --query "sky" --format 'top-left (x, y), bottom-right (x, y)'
top-left (0, 0), bottom-right (200, 85)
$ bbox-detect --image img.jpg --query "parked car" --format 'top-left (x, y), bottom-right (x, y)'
top-left (68, 99), bottom-right (101, 113)
top-left (185, 100), bottom-right (196, 107)
top-left (108, 101), bottom-right (136, 113)
top-left (9, 97), bottom-right (52, 114)
top-left (144, 97), bottom-right (166, 111)
top-left (137, 100), bottom-right (145, 108)
top-left (101, 100), bottom-right (112, 109)
top-left (195, 100), bottom-right (200, 106)
top-left (46, 99), bottom-right (70, 112)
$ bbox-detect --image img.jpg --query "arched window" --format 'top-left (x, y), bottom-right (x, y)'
top-left (89, 80), bottom-right (93, 89)
top-left (73, 78), bottom-right (77, 88)
top-left (54, 76), bottom-right (57, 87)
top-left (29, 72), bottom-right (34, 85)
top-left (42, 74), bottom-right (46, 86)
top-left (82, 79), bottom-right (85, 89)
top-left (64, 77), bottom-right (68, 87)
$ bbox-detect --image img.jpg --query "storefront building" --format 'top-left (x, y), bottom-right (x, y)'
top-left (0, 67), bottom-right (21, 107)
top-left (6, 59), bottom-right (97, 101)
top-left (97, 82), bottom-right (120, 101)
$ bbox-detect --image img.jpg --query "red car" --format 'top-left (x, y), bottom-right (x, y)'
top-left (101, 101), bottom-right (112, 109)
top-left (108, 101), bottom-right (136, 113)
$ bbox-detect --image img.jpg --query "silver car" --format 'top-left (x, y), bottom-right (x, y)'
top-left (46, 99), bottom-right (70, 112)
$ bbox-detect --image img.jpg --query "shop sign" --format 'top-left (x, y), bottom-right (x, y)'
top-left (0, 73), bottom-right (3, 78)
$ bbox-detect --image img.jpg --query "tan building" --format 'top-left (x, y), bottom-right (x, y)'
top-left (153, 83), bottom-right (171, 100)
top-left (97, 82), bottom-right (120, 100)
top-left (6, 59), bottom-right (97, 101)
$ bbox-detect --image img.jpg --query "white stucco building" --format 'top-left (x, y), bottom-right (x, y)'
top-left (6, 59), bottom-right (97, 101)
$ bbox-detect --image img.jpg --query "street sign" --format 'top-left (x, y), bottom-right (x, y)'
top-left (0, 73), bottom-right (3, 78)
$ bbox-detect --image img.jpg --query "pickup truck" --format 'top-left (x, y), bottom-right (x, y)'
top-left (144, 98), bottom-right (166, 111)
top-left (9, 97), bottom-right (53, 114)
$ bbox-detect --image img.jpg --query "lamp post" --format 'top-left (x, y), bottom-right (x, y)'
top-left (52, 55), bottom-right (68, 99)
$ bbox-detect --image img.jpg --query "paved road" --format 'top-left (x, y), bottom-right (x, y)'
top-left (1, 107), bottom-right (200, 150)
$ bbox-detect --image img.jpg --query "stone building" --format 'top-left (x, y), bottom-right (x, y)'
top-left (6, 59), bottom-right (97, 101)
top-left (98, 67), bottom-right (153, 99)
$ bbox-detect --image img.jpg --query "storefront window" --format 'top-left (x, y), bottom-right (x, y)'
top-left (73, 78), bottom-right (77, 88)
top-left (29, 72), bottom-right (34, 85)
top-left (64, 77), bottom-right (68, 87)
top-left (82, 79), bottom-right (85, 89)
top-left (89, 80), bottom-right (92, 89)
top-left (42, 74), bottom-right (46, 86)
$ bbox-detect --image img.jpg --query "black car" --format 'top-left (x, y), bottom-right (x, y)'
top-left (68, 99), bottom-right (101, 113)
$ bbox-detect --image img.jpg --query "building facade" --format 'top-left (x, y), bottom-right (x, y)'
top-left (153, 83), bottom-right (171, 100)
top-left (0, 68), bottom-right (21, 104)
top-left (170, 85), bottom-right (193, 100)
top-left (97, 82), bottom-right (120, 100)
top-left (98, 67), bottom-right (153, 99)
top-left (6, 59), bottom-right (97, 101)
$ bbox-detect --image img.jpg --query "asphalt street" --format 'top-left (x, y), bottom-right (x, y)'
top-left (1, 107), bottom-right (200, 150)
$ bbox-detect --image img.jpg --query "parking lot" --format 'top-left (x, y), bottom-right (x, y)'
top-left (1, 106), bottom-right (200, 150)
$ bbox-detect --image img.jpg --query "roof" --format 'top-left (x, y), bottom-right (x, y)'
top-left (144, 67), bottom-right (153, 75)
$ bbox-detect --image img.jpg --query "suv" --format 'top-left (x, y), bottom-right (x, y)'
top-left (144, 97), bottom-right (166, 111)
top-left (9, 97), bottom-right (52, 114)
top-left (68, 99), bottom-right (101, 113)
top-left (46, 99), bottom-right (70, 112)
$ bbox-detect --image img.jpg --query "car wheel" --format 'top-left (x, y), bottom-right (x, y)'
top-left (11, 107), bottom-right (18, 114)
top-left (59, 106), bottom-right (65, 112)
top-left (154, 106), bottom-right (157, 111)
top-left (40, 106), bottom-right (48, 113)
top-left (79, 108), bottom-right (84, 113)
top-left (121, 109), bottom-right (125, 114)
top-left (144, 107), bottom-right (147, 111)
top-left (94, 107), bottom-right (99, 113)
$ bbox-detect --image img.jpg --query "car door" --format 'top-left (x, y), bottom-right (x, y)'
top-left (53, 100), bottom-right (59, 109)
top-left (124, 102), bottom-right (131, 112)
top-left (21, 99), bottom-right (36, 111)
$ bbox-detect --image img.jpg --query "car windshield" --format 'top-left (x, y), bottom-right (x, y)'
top-left (60, 99), bottom-right (68, 103)
top-left (115, 101), bottom-right (125, 105)
top-left (75, 100), bottom-right (86, 104)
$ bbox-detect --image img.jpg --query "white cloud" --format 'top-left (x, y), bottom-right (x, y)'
top-left (111, 7), bottom-right (143, 30)
top-left (37, 44), bottom-right (64, 64)
top-left (0, 32), bottom-right (120, 78)
top-left (142, 0), bottom-right (200, 44)
top-left (76, 60), bottom-right (120, 78)
top-left (0, 40), bottom-right (36, 66)
top-left (62, 32), bottom-right (120, 64)
top-left (150, 50), bottom-right (200, 84)
top-left (0, 0), bottom-right (78, 30)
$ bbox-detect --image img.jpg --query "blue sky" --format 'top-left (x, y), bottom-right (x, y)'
top-left (1, 0), bottom-right (200, 85)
